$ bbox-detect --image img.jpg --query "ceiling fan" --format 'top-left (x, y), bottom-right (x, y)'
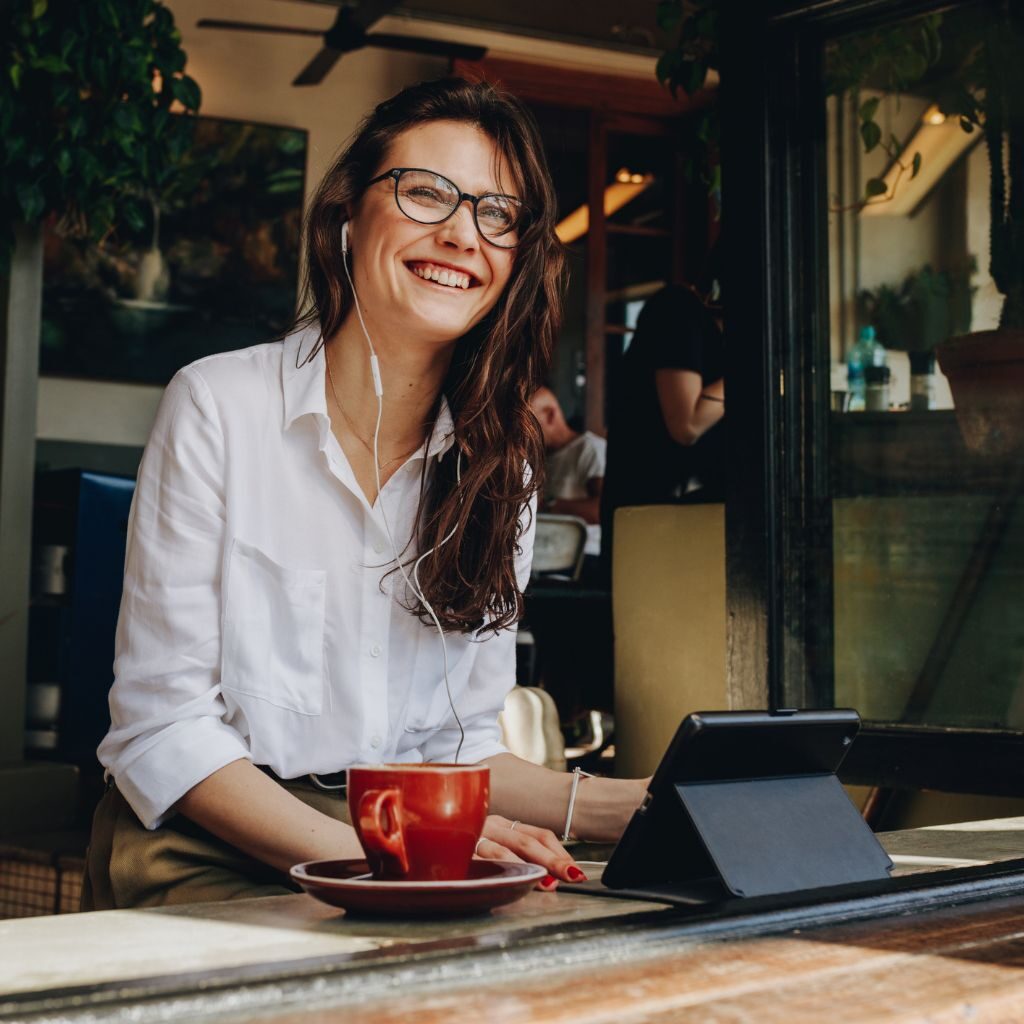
top-left (197, 0), bottom-right (487, 86)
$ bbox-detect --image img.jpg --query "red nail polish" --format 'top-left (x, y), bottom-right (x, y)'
top-left (541, 874), bottom-right (557, 888)
top-left (567, 866), bottom-right (588, 882)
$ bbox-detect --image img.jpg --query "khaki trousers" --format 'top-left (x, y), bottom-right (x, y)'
top-left (81, 780), bottom-right (351, 911)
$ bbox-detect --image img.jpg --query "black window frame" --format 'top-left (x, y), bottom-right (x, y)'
top-left (719, 0), bottom-right (1024, 796)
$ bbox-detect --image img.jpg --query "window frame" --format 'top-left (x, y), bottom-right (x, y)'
top-left (719, 0), bottom-right (1024, 795)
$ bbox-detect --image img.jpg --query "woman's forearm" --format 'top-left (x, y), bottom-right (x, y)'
top-left (483, 752), bottom-right (646, 843)
top-left (176, 758), bottom-right (364, 872)
top-left (689, 377), bottom-right (725, 440)
top-left (655, 369), bottom-right (725, 445)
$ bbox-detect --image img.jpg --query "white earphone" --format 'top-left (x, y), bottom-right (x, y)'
top-left (339, 219), bottom-right (466, 761)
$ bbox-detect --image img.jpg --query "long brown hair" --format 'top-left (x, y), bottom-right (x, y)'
top-left (296, 77), bottom-right (565, 633)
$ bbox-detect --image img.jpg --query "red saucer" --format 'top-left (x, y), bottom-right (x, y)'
top-left (290, 858), bottom-right (547, 917)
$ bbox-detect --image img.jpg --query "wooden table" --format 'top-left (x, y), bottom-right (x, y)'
top-left (4, 818), bottom-right (1024, 1023)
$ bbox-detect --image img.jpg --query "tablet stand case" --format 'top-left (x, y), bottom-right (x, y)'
top-left (584, 772), bottom-right (893, 906)
top-left (674, 773), bottom-right (892, 898)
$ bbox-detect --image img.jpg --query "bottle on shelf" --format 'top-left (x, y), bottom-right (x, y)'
top-left (909, 351), bottom-right (937, 411)
top-left (847, 326), bottom-right (886, 411)
top-left (865, 365), bottom-right (892, 411)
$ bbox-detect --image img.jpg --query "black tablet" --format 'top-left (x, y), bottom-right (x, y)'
top-left (600, 708), bottom-right (893, 900)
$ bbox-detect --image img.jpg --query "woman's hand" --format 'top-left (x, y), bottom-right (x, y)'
top-left (474, 814), bottom-right (587, 891)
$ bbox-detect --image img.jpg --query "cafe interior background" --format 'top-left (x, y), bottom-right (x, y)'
top-left (2, 0), bottom-right (1023, 921)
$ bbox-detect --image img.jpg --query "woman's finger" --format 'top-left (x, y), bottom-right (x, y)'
top-left (510, 831), bottom-right (582, 880)
top-left (494, 828), bottom-right (586, 885)
top-left (475, 835), bottom-right (558, 891)
top-left (480, 817), bottom-right (575, 888)
top-left (474, 836), bottom-right (524, 863)
top-left (485, 816), bottom-right (568, 862)
top-left (512, 822), bottom-right (570, 860)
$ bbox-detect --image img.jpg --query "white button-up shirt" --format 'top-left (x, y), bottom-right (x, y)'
top-left (99, 329), bottom-right (533, 829)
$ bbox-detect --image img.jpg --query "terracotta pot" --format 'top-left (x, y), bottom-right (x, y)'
top-left (936, 328), bottom-right (1024, 455)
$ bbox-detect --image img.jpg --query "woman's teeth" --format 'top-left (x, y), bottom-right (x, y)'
top-left (411, 264), bottom-right (471, 289)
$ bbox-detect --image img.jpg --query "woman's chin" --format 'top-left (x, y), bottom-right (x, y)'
top-left (398, 306), bottom-right (480, 346)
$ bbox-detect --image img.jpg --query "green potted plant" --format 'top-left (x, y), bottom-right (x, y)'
top-left (0, 0), bottom-right (201, 760)
top-left (2, 0), bottom-right (202, 271)
top-left (858, 262), bottom-right (976, 410)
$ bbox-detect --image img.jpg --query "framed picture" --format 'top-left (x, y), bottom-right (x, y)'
top-left (40, 115), bottom-right (308, 386)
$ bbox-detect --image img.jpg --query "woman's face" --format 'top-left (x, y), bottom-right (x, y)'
top-left (346, 120), bottom-right (519, 347)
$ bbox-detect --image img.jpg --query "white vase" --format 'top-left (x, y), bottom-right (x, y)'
top-left (133, 247), bottom-right (170, 303)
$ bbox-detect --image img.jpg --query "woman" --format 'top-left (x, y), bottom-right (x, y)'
top-left (84, 78), bottom-right (647, 910)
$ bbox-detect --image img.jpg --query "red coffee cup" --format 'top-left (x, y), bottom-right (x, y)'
top-left (347, 764), bottom-right (490, 882)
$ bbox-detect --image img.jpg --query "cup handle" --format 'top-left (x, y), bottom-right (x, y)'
top-left (358, 788), bottom-right (409, 876)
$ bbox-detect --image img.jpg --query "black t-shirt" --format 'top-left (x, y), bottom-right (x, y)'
top-left (601, 285), bottom-right (725, 555)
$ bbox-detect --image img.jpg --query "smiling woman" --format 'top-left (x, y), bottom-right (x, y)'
top-left (298, 83), bottom-right (559, 630)
top-left (84, 78), bottom-right (648, 911)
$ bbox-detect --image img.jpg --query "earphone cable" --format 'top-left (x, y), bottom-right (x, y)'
top-left (340, 232), bottom-right (466, 763)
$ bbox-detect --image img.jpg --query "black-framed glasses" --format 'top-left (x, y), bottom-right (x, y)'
top-left (366, 167), bottom-right (529, 249)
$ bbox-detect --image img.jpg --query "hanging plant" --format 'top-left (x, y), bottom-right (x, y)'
top-left (655, 0), bottom-right (720, 212)
top-left (823, 15), bottom-right (941, 203)
top-left (655, 3), bottom-right (940, 212)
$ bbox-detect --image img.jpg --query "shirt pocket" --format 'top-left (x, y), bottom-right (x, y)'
top-left (221, 538), bottom-right (326, 716)
top-left (404, 630), bottom-right (473, 734)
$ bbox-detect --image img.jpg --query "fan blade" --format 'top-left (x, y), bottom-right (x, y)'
top-left (196, 19), bottom-right (323, 39)
top-left (293, 46), bottom-right (344, 86)
top-left (364, 34), bottom-right (487, 61)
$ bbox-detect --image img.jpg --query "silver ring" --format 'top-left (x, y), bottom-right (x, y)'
top-left (509, 820), bottom-right (520, 832)
top-left (474, 837), bottom-right (486, 855)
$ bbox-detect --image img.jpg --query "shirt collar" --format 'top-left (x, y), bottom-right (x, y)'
top-left (281, 328), bottom-right (456, 463)
top-left (281, 327), bottom-right (328, 432)
top-left (426, 395), bottom-right (456, 463)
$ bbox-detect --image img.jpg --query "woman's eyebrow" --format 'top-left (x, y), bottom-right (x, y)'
top-left (474, 181), bottom-right (522, 198)
top-left (451, 175), bottom-right (512, 196)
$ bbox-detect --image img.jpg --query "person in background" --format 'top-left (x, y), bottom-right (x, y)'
top-left (600, 258), bottom-right (725, 578)
top-left (529, 386), bottom-right (606, 558)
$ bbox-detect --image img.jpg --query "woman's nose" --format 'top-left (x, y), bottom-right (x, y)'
top-left (436, 200), bottom-right (478, 250)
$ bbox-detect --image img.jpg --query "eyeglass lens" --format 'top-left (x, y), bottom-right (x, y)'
top-left (394, 169), bottom-right (522, 247)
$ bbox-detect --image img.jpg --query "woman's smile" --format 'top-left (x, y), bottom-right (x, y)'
top-left (405, 259), bottom-right (480, 290)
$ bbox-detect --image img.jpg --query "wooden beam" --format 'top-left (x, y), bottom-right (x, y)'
top-left (453, 56), bottom-right (714, 118)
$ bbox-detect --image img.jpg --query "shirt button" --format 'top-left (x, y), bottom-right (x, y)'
top-left (370, 643), bottom-right (382, 658)
top-left (370, 735), bottom-right (382, 749)
top-left (372, 539), bottom-right (386, 555)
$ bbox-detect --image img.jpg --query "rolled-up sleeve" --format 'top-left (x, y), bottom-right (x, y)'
top-left (98, 367), bottom-right (250, 829)
top-left (419, 492), bottom-right (537, 765)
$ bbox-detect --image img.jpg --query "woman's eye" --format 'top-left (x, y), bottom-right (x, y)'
top-left (404, 186), bottom-right (453, 205)
top-left (478, 202), bottom-right (513, 226)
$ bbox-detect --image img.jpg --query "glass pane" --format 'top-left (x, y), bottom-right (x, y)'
top-left (804, 2), bottom-right (1024, 729)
